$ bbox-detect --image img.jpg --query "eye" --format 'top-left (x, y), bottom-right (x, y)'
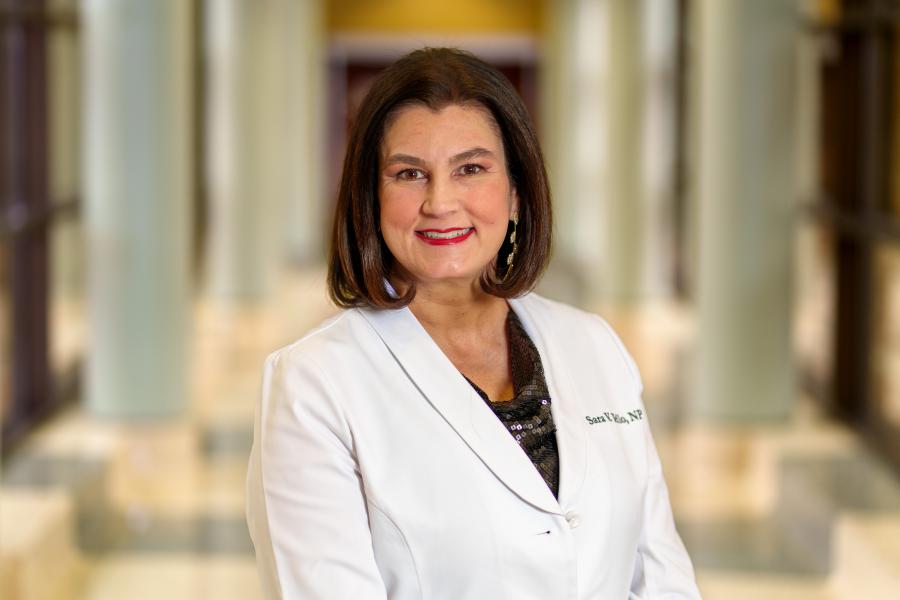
top-left (458, 163), bottom-right (485, 176)
top-left (396, 168), bottom-right (426, 181)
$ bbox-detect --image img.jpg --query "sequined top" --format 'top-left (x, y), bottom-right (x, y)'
top-left (464, 310), bottom-right (560, 498)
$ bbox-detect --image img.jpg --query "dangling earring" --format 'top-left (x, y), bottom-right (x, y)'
top-left (504, 215), bottom-right (518, 280)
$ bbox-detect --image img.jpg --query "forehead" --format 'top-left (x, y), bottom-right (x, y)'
top-left (381, 103), bottom-right (504, 153)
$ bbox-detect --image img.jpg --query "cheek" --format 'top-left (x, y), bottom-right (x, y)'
top-left (466, 182), bottom-right (513, 224)
top-left (379, 190), bottom-right (419, 232)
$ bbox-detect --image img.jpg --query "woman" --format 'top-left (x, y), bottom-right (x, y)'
top-left (247, 48), bottom-right (701, 599)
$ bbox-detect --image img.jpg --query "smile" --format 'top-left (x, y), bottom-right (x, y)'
top-left (415, 227), bottom-right (474, 245)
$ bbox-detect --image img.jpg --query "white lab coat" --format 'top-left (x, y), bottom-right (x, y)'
top-left (247, 293), bottom-right (701, 599)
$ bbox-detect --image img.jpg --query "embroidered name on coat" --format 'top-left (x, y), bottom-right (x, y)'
top-left (585, 409), bottom-right (643, 425)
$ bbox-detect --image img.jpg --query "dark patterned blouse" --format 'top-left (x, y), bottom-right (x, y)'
top-left (464, 309), bottom-right (560, 498)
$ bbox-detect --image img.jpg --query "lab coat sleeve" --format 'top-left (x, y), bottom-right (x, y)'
top-left (246, 349), bottom-right (388, 600)
top-left (628, 420), bottom-right (703, 599)
top-left (598, 318), bottom-right (701, 599)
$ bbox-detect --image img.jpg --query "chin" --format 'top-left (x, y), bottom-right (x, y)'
top-left (415, 267), bottom-right (482, 285)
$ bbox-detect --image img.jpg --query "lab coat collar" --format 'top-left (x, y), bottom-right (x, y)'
top-left (358, 295), bottom-right (588, 515)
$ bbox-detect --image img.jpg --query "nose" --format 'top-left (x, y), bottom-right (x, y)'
top-left (422, 177), bottom-right (460, 217)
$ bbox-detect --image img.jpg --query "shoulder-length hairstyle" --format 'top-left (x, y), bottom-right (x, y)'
top-left (328, 47), bottom-right (552, 309)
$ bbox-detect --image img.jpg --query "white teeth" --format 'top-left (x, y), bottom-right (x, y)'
top-left (421, 228), bottom-right (472, 239)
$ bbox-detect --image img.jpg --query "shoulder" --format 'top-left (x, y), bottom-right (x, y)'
top-left (513, 292), bottom-right (643, 393)
top-left (516, 292), bottom-right (600, 327)
top-left (514, 292), bottom-right (624, 351)
top-left (264, 308), bottom-right (376, 380)
top-left (270, 308), bottom-right (367, 359)
top-left (258, 308), bottom-right (385, 431)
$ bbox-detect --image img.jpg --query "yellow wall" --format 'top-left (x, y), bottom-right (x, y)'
top-left (327, 0), bottom-right (543, 34)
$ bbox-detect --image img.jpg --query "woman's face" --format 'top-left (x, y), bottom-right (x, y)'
top-left (379, 103), bottom-right (518, 291)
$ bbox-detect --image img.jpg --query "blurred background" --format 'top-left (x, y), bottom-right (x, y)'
top-left (2, 0), bottom-right (899, 598)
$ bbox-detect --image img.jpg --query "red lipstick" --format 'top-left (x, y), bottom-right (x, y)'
top-left (415, 227), bottom-right (474, 246)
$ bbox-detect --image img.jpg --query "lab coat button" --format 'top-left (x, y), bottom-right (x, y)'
top-left (565, 511), bottom-right (581, 529)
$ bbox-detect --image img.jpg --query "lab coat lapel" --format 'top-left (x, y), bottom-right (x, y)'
top-left (508, 297), bottom-right (590, 509)
top-left (358, 306), bottom-right (561, 515)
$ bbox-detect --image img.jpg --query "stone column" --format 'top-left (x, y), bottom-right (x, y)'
top-left (639, 0), bottom-right (680, 299)
top-left (542, 0), bottom-right (675, 305)
top-left (83, 0), bottom-right (193, 417)
top-left (205, 0), bottom-right (326, 300)
top-left (281, 0), bottom-right (328, 264)
top-left (603, 0), bottom-right (645, 303)
top-left (205, 0), bottom-right (280, 301)
top-left (692, 0), bottom-right (798, 420)
top-left (540, 0), bottom-right (610, 305)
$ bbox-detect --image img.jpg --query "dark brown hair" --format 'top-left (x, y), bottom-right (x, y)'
top-left (328, 47), bottom-right (552, 309)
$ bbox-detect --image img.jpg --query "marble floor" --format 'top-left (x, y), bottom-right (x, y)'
top-left (2, 266), bottom-right (899, 599)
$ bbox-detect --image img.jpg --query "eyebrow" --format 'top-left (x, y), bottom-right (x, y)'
top-left (449, 147), bottom-right (495, 164)
top-left (382, 146), bottom-right (497, 168)
top-left (383, 153), bottom-right (426, 168)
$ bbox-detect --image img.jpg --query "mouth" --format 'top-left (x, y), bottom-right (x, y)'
top-left (415, 227), bottom-right (474, 245)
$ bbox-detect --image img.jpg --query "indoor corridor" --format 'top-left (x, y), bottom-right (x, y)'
top-left (4, 0), bottom-right (900, 598)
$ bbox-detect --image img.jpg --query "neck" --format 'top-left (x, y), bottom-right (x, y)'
top-left (405, 280), bottom-right (508, 335)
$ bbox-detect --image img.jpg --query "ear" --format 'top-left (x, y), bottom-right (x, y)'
top-left (510, 187), bottom-right (520, 220)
